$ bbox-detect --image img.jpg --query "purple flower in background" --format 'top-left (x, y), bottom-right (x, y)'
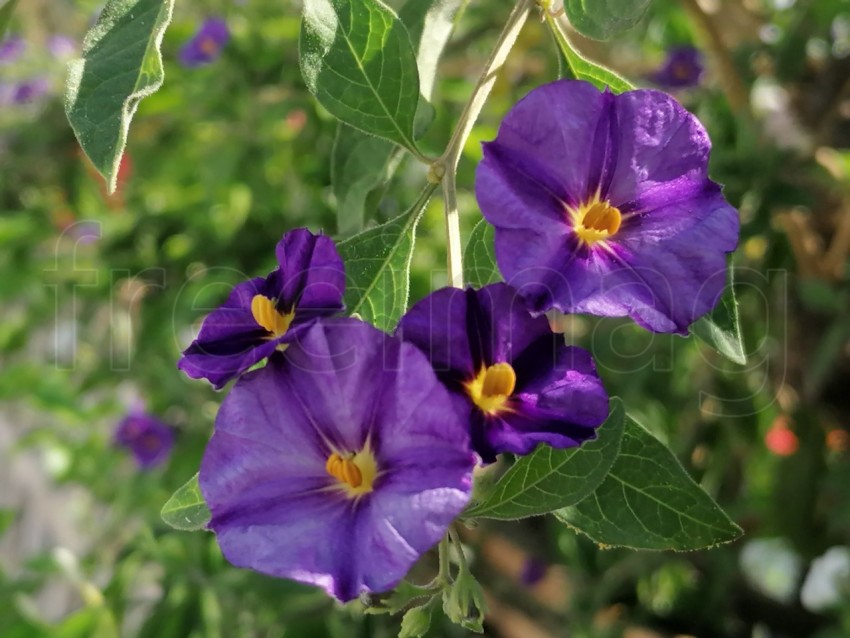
top-left (114, 410), bottom-right (174, 469)
top-left (179, 18), bottom-right (229, 67)
top-left (179, 228), bottom-right (345, 389)
top-left (521, 558), bottom-right (548, 586)
top-left (14, 78), bottom-right (49, 104)
top-left (0, 36), bottom-right (24, 63)
top-left (397, 284), bottom-right (609, 463)
top-left (200, 320), bottom-right (474, 601)
top-left (476, 80), bottom-right (739, 334)
top-left (48, 35), bottom-right (77, 59)
top-left (649, 46), bottom-right (704, 89)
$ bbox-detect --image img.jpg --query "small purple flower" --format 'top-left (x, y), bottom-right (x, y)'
top-left (0, 36), bottom-right (24, 63)
top-left (649, 46), bottom-right (704, 89)
top-left (5, 78), bottom-right (50, 105)
top-left (200, 320), bottom-right (474, 601)
top-left (521, 558), bottom-right (548, 586)
top-left (48, 35), bottom-right (77, 60)
top-left (178, 228), bottom-right (345, 389)
top-left (114, 410), bottom-right (174, 469)
top-left (397, 283), bottom-right (609, 463)
top-left (179, 18), bottom-right (229, 67)
top-left (476, 80), bottom-right (739, 334)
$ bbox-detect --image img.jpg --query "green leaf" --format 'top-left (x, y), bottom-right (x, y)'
top-left (65, 0), bottom-right (175, 193)
top-left (465, 398), bottom-right (625, 520)
top-left (399, 599), bottom-right (437, 638)
top-left (555, 416), bottom-right (742, 550)
top-left (463, 218), bottom-right (501, 287)
top-left (564, 0), bottom-right (652, 41)
top-left (160, 473), bottom-right (211, 531)
top-left (0, 0), bottom-right (20, 40)
top-left (332, 126), bottom-right (402, 236)
top-left (331, 0), bottom-right (462, 235)
top-left (300, 0), bottom-right (421, 153)
top-left (544, 10), bottom-right (634, 93)
top-left (690, 270), bottom-right (747, 365)
top-left (337, 184), bottom-right (437, 331)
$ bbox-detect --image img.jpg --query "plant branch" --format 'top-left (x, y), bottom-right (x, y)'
top-left (679, 0), bottom-right (749, 116)
top-left (436, 0), bottom-right (533, 288)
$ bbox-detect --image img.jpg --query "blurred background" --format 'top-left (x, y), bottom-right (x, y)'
top-left (2, 0), bottom-right (850, 636)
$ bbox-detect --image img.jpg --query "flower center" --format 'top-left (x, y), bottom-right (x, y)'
top-left (251, 295), bottom-right (295, 339)
top-left (199, 36), bottom-right (219, 56)
top-left (571, 197), bottom-right (622, 247)
top-left (465, 362), bottom-right (516, 415)
top-left (325, 447), bottom-right (378, 497)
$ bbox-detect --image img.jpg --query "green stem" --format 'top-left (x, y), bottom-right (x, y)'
top-left (438, 533), bottom-right (453, 584)
top-left (437, 0), bottom-right (533, 288)
top-left (448, 526), bottom-right (470, 575)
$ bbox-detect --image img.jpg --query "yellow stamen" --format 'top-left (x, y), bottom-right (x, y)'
top-left (465, 362), bottom-right (516, 415)
top-left (325, 444), bottom-right (378, 497)
top-left (569, 194), bottom-right (622, 247)
top-left (251, 295), bottom-right (295, 339)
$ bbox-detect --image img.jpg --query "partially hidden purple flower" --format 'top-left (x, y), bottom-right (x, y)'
top-left (48, 35), bottom-right (77, 60)
top-left (476, 80), bottom-right (739, 334)
top-left (178, 228), bottom-right (345, 389)
top-left (200, 320), bottom-right (475, 601)
top-left (179, 18), bottom-right (229, 67)
top-left (16, 78), bottom-right (49, 103)
top-left (649, 46), bottom-right (704, 89)
top-left (0, 36), bottom-right (24, 63)
top-left (114, 410), bottom-right (174, 469)
top-left (397, 283), bottom-right (609, 463)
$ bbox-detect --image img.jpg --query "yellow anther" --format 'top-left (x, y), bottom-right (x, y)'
top-left (325, 445), bottom-right (378, 497)
top-left (251, 295), bottom-right (295, 339)
top-left (465, 362), bottom-right (517, 415)
top-left (569, 195), bottom-right (622, 247)
top-left (326, 453), bottom-right (363, 488)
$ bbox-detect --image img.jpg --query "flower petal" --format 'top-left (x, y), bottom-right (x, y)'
top-left (274, 228), bottom-right (345, 316)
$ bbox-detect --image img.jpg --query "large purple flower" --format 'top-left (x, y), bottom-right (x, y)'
top-left (178, 228), bottom-right (345, 389)
top-left (179, 18), bottom-right (229, 68)
top-left (649, 46), bottom-right (704, 89)
top-left (114, 409), bottom-right (174, 469)
top-left (476, 80), bottom-right (739, 334)
top-left (397, 283), bottom-right (609, 463)
top-left (200, 320), bottom-right (474, 601)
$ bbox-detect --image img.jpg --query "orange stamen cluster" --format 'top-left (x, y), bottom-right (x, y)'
top-left (570, 196), bottom-right (622, 247)
top-left (466, 362), bottom-right (517, 415)
top-left (251, 295), bottom-right (295, 338)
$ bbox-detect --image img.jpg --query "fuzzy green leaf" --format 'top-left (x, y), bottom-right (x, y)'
top-left (300, 0), bottom-right (421, 152)
top-left (65, 0), bottom-right (174, 193)
top-left (160, 473), bottom-right (211, 531)
top-left (691, 271), bottom-right (747, 365)
top-left (465, 398), bottom-right (625, 520)
top-left (337, 185), bottom-right (437, 331)
top-left (564, 0), bottom-right (652, 41)
top-left (463, 218), bottom-right (502, 287)
top-left (556, 416), bottom-right (742, 550)
top-left (545, 10), bottom-right (634, 93)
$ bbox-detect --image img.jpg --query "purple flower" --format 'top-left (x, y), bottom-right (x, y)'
top-left (649, 46), bottom-right (704, 89)
top-left (475, 80), bottom-right (739, 334)
top-left (0, 36), bottom-right (24, 63)
top-left (0, 78), bottom-right (50, 105)
top-left (48, 35), bottom-right (77, 60)
top-left (520, 558), bottom-right (548, 586)
top-left (200, 320), bottom-right (474, 601)
top-left (179, 18), bottom-right (229, 67)
top-left (114, 410), bottom-right (174, 469)
top-left (178, 228), bottom-right (345, 389)
top-left (397, 283), bottom-right (609, 463)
